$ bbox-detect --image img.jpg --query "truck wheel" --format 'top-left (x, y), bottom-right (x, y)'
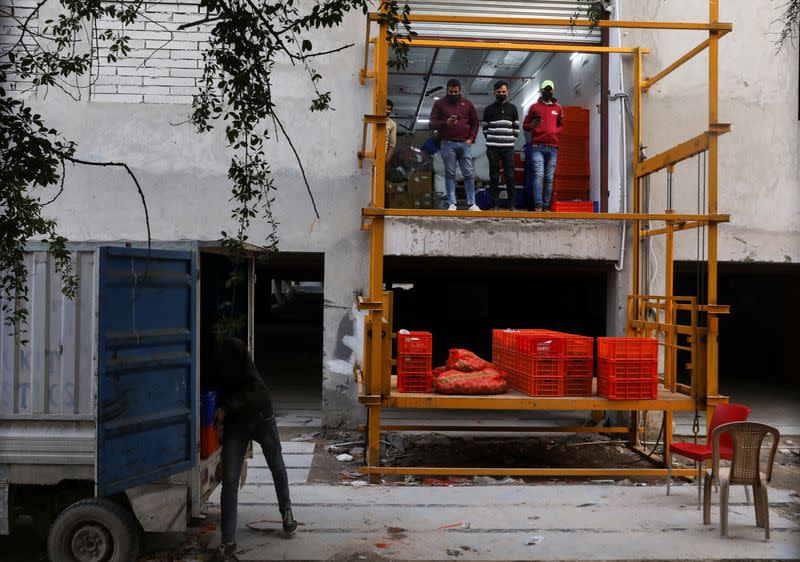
top-left (47, 498), bottom-right (140, 562)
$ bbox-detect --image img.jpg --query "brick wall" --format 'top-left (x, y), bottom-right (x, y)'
top-left (0, 0), bottom-right (40, 95)
top-left (92, 2), bottom-right (212, 104)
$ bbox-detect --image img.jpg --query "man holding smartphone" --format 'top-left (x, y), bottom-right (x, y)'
top-left (429, 78), bottom-right (480, 211)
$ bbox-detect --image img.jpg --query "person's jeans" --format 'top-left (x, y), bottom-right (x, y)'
top-left (220, 403), bottom-right (291, 544)
top-left (440, 140), bottom-right (476, 205)
top-left (486, 146), bottom-right (516, 207)
top-left (530, 144), bottom-right (558, 209)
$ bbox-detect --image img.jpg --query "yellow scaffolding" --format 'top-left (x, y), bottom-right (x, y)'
top-left (356, 3), bottom-right (732, 481)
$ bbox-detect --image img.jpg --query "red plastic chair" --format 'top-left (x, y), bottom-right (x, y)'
top-left (666, 403), bottom-right (752, 509)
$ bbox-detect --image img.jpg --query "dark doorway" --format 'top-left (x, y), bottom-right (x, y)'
top-left (675, 261), bottom-right (800, 422)
top-left (253, 253), bottom-right (324, 416)
top-left (385, 257), bottom-right (610, 366)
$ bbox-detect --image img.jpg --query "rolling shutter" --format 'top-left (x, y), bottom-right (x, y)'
top-left (403, 0), bottom-right (602, 44)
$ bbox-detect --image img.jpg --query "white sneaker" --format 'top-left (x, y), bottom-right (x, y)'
top-left (447, 204), bottom-right (457, 211)
top-left (468, 204), bottom-right (481, 211)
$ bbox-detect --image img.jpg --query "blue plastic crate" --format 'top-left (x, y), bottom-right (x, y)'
top-left (200, 390), bottom-right (217, 426)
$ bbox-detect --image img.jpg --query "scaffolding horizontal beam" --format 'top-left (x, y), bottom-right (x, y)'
top-left (363, 208), bottom-right (731, 223)
top-left (642, 38), bottom-right (710, 91)
top-left (634, 125), bottom-right (730, 177)
top-left (402, 38), bottom-right (648, 54)
top-left (643, 221), bottom-right (704, 237)
top-left (367, 13), bottom-right (733, 33)
top-left (356, 425), bottom-right (630, 433)
top-left (359, 466), bottom-right (698, 477)
top-left (368, 393), bottom-right (698, 411)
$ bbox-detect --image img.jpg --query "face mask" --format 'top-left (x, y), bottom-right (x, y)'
top-left (541, 90), bottom-right (553, 102)
top-left (495, 94), bottom-right (507, 103)
top-left (446, 94), bottom-right (461, 103)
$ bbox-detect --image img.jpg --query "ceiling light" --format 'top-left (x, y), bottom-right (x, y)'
top-left (433, 96), bottom-right (440, 100)
top-left (570, 52), bottom-right (580, 61)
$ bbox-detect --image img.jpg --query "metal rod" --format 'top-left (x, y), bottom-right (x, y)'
top-left (367, 13), bottom-right (733, 33)
top-left (359, 466), bottom-right (699, 477)
top-left (390, 71), bottom-right (537, 81)
top-left (400, 38), bottom-right (650, 54)
top-left (362, 208), bottom-right (730, 222)
top-left (410, 48), bottom-right (439, 133)
top-left (642, 39), bottom-right (710, 91)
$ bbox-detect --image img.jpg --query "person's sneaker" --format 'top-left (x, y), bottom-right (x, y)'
top-left (282, 508), bottom-right (298, 535)
top-left (208, 543), bottom-right (238, 562)
top-left (468, 204), bottom-right (481, 211)
top-left (534, 205), bottom-right (543, 212)
top-left (447, 203), bottom-right (458, 211)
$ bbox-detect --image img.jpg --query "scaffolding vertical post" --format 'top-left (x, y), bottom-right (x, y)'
top-left (706, 0), bottom-right (720, 428)
top-left (365, 11), bottom-right (390, 483)
top-left (632, 47), bottom-right (643, 307)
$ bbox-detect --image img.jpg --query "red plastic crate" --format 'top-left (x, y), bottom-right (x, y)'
top-left (397, 354), bottom-right (432, 373)
top-left (397, 331), bottom-right (432, 355)
top-left (509, 369), bottom-right (565, 396)
top-left (201, 424), bottom-right (219, 458)
top-left (397, 372), bottom-right (432, 393)
top-left (506, 351), bottom-right (564, 377)
top-left (598, 376), bottom-right (658, 400)
top-left (597, 337), bottom-right (658, 360)
top-left (516, 333), bottom-right (565, 357)
top-left (597, 358), bottom-right (656, 380)
top-left (552, 201), bottom-right (595, 213)
top-left (564, 357), bottom-right (593, 396)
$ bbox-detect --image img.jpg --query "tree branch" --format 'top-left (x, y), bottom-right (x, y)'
top-left (272, 112), bottom-right (320, 219)
top-left (65, 157), bottom-right (151, 252)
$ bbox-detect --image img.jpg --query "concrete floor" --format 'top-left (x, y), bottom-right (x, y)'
top-left (197, 482), bottom-right (800, 561)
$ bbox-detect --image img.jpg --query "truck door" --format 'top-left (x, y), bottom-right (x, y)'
top-left (96, 247), bottom-right (196, 496)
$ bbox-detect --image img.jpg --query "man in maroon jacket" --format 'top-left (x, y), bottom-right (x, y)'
top-left (429, 79), bottom-right (480, 211)
top-left (523, 80), bottom-right (564, 211)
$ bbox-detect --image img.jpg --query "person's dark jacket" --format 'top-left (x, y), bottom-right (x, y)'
top-left (208, 335), bottom-right (271, 416)
top-left (429, 96), bottom-right (479, 143)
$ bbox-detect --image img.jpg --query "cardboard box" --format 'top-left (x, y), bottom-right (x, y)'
top-left (387, 193), bottom-right (413, 209)
top-left (407, 171), bottom-right (433, 194)
top-left (386, 181), bottom-right (408, 195)
top-left (412, 193), bottom-right (433, 209)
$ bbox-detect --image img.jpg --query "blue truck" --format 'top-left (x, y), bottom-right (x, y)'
top-left (0, 243), bottom-right (255, 561)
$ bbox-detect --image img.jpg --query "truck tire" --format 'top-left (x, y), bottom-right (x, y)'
top-left (47, 498), bottom-right (140, 562)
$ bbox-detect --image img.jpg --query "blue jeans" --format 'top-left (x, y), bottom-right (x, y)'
top-left (530, 144), bottom-right (558, 209)
top-left (220, 403), bottom-right (291, 544)
top-left (440, 140), bottom-right (476, 205)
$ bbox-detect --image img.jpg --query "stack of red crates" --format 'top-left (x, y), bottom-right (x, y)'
top-left (545, 331), bottom-right (594, 396)
top-left (553, 106), bottom-right (590, 203)
top-left (396, 331), bottom-right (432, 393)
top-left (597, 337), bottom-right (659, 399)
top-left (492, 329), bottom-right (565, 396)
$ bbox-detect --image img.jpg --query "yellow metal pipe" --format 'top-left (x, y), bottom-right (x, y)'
top-left (706, 1), bottom-right (720, 428)
top-left (634, 132), bottom-right (713, 178)
top-left (399, 38), bottom-right (649, 54)
top-left (367, 12), bottom-right (733, 32)
top-left (359, 466), bottom-right (698, 477)
top-left (642, 39), bottom-right (710, 91)
top-left (356, 425), bottom-right (630, 433)
top-left (632, 48), bottom-right (643, 300)
top-left (362, 208), bottom-right (730, 223)
top-left (643, 221), bottom-right (705, 237)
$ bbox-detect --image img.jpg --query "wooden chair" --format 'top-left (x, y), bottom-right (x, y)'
top-left (702, 421), bottom-right (780, 541)
top-left (666, 403), bottom-right (752, 509)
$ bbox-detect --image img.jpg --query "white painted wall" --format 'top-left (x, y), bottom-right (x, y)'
top-left (621, 0), bottom-right (800, 264)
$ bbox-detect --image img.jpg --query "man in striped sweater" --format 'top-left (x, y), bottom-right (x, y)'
top-left (482, 80), bottom-right (520, 209)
